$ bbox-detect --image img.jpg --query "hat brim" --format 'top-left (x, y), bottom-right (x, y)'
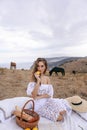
top-left (66, 96), bottom-right (87, 113)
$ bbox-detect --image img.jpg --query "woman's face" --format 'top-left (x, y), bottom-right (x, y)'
top-left (37, 61), bottom-right (46, 74)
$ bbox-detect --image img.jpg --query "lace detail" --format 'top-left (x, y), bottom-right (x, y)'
top-left (37, 98), bottom-right (69, 121)
top-left (26, 82), bottom-right (53, 97)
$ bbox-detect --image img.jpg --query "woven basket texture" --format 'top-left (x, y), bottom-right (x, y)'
top-left (16, 99), bottom-right (40, 129)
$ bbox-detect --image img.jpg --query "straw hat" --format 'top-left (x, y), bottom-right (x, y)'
top-left (66, 95), bottom-right (87, 112)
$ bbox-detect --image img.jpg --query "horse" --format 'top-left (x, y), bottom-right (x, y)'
top-left (49, 67), bottom-right (65, 76)
top-left (10, 62), bottom-right (16, 69)
top-left (72, 70), bottom-right (76, 75)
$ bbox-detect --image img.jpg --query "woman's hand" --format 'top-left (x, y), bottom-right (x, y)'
top-left (31, 72), bottom-right (41, 99)
top-left (34, 72), bottom-right (41, 84)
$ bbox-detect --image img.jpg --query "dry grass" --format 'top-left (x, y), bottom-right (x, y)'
top-left (0, 68), bottom-right (87, 100)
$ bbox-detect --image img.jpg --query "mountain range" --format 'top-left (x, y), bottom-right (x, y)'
top-left (0, 56), bottom-right (87, 70)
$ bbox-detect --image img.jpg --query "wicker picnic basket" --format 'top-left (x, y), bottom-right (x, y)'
top-left (16, 99), bottom-right (40, 129)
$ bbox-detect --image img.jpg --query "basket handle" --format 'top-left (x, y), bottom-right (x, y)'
top-left (20, 99), bottom-right (34, 121)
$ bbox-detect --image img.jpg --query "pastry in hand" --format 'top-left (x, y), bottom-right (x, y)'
top-left (36, 71), bottom-right (41, 76)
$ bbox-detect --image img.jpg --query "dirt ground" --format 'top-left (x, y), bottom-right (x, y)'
top-left (0, 68), bottom-right (87, 100)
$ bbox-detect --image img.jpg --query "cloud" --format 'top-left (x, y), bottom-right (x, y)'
top-left (0, 0), bottom-right (87, 63)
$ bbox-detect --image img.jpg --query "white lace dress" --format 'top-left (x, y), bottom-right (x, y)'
top-left (26, 82), bottom-right (71, 121)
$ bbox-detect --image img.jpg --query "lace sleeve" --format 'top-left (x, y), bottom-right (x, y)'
top-left (26, 82), bottom-right (35, 96)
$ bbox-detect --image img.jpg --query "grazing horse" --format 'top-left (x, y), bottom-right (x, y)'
top-left (49, 67), bottom-right (65, 76)
top-left (72, 70), bottom-right (76, 74)
top-left (10, 62), bottom-right (16, 69)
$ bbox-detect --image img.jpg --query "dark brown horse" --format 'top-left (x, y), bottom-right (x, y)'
top-left (10, 62), bottom-right (16, 69)
top-left (49, 67), bottom-right (65, 76)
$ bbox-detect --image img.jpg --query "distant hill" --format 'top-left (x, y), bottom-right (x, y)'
top-left (61, 57), bottom-right (87, 73)
top-left (1, 56), bottom-right (87, 71)
top-left (30, 56), bottom-right (87, 72)
top-left (46, 56), bottom-right (82, 70)
top-left (45, 56), bottom-right (87, 73)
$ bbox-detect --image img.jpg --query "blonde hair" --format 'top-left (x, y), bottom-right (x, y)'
top-left (31, 58), bottom-right (48, 82)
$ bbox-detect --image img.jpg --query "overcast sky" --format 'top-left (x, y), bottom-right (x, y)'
top-left (0, 0), bottom-right (87, 63)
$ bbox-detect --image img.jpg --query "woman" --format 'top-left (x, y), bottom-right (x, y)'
top-left (26, 58), bottom-right (71, 121)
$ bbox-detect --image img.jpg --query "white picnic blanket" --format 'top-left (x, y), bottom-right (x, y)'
top-left (0, 97), bottom-right (87, 130)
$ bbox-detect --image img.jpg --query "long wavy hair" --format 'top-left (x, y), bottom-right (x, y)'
top-left (31, 58), bottom-right (48, 82)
